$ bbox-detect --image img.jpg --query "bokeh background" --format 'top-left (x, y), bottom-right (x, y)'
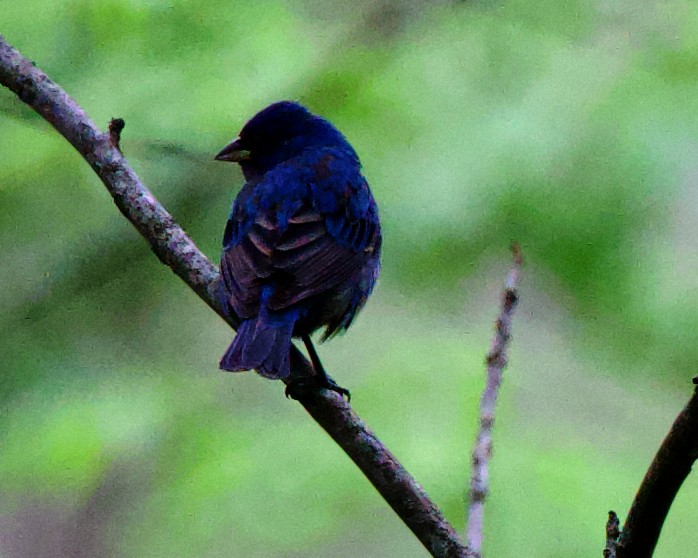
top-left (2, 1), bottom-right (698, 556)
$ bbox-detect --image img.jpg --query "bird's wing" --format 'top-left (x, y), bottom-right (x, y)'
top-left (268, 203), bottom-right (380, 310)
top-left (267, 149), bottom-right (381, 313)
top-left (220, 180), bottom-right (274, 319)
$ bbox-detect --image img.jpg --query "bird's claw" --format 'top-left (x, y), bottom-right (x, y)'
top-left (285, 375), bottom-right (351, 402)
top-left (322, 376), bottom-right (351, 401)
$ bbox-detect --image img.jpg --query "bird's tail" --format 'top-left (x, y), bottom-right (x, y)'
top-left (219, 310), bottom-right (296, 380)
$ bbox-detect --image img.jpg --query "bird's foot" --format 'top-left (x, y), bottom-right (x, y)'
top-left (287, 334), bottom-right (352, 401)
top-left (321, 375), bottom-right (351, 401)
top-left (285, 374), bottom-right (351, 402)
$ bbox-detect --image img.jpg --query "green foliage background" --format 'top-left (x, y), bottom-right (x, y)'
top-left (2, 1), bottom-right (698, 556)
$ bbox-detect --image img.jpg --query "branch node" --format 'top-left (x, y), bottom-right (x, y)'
top-left (109, 117), bottom-right (125, 152)
top-left (604, 510), bottom-right (620, 558)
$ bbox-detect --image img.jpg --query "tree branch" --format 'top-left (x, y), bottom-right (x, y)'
top-left (0, 35), bottom-right (474, 558)
top-left (610, 377), bottom-right (698, 557)
top-left (466, 245), bottom-right (522, 555)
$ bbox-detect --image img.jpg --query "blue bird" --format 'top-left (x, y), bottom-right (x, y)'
top-left (215, 101), bottom-right (381, 398)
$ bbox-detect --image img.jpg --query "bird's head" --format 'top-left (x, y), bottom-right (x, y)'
top-left (215, 101), bottom-right (357, 179)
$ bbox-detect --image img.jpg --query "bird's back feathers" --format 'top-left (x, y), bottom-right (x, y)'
top-left (218, 102), bottom-right (381, 380)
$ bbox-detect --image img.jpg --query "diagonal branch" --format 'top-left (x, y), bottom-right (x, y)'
top-left (466, 245), bottom-right (522, 555)
top-left (610, 377), bottom-right (698, 558)
top-left (0, 35), bottom-right (474, 558)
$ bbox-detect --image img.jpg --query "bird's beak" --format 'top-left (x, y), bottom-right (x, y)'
top-left (214, 138), bottom-right (251, 163)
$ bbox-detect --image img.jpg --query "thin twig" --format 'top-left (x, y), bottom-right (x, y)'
top-left (0, 35), bottom-right (474, 558)
top-left (604, 511), bottom-right (620, 558)
top-left (466, 245), bottom-right (523, 555)
top-left (612, 377), bottom-right (698, 558)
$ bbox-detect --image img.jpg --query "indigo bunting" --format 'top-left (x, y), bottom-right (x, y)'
top-left (215, 101), bottom-right (381, 398)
